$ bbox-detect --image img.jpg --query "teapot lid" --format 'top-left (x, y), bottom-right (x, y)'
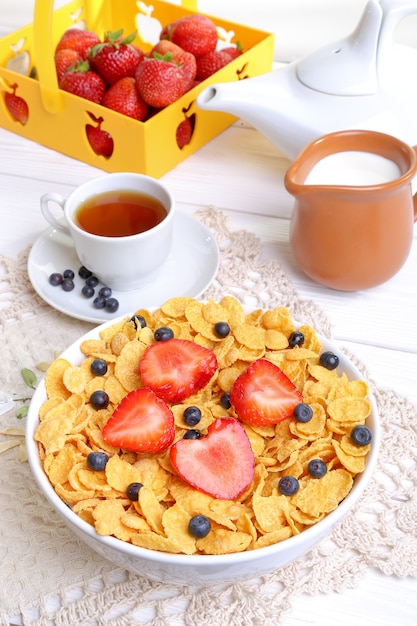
top-left (296, 0), bottom-right (417, 96)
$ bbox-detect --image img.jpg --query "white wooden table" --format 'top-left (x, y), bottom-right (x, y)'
top-left (1, 1), bottom-right (416, 624)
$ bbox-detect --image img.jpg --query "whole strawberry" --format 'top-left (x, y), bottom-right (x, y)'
top-left (55, 27), bottom-right (100, 59)
top-left (88, 30), bottom-right (144, 86)
top-left (151, 40), bottom-right (196, 92)
top-left (163, 15), bottom-right (218, 59)
top-left (135, 57), bottom-right (185, 108)
top-left (196, 49), bottom-right (233, 81)
top-left (55, 48), bottom-right (82, 84)
top-left (4, 84), bottom-right (28, 125)
top-left (102, 76), bottom-right (148, 121)
top-left (60, 61), bottom-right (105, 103)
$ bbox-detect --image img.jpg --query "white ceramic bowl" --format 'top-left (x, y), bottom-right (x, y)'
top-left (25, 316), bottom-right (380, 586)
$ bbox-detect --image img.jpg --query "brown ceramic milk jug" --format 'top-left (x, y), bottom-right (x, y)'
top-left (284, 130), bottom-right (417, 291)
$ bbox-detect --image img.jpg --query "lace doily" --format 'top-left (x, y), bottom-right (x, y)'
top-left (1, 208), bottom-right (416, 626)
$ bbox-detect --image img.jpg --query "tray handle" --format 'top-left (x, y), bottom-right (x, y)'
top-left (33, 0), bottom-right (198, 113)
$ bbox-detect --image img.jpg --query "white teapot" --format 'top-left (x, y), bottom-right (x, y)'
top-left (197, 0), bottom-right (417, 159)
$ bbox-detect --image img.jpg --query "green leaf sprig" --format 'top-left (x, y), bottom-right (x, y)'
top-left (15, 368), bottom-right (37, 418)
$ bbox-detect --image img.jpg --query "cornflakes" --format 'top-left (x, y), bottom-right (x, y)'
top-left (34, 297), bottom-right (373, 556)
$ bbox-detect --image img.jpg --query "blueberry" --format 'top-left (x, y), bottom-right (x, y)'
top-left (99, 286), bottom-right (112, 299)
top-left (87, 451), bottom-right (109, 471)
top-left (214, 321), bottom-right (230, 338)
top-left (85, 275), bottom-right (99, 288)
top-left (49, 272), bottom-right (63, 286)
top-left (154, 326), bottom-right (174, 341)
top-left (289, 331), bottom-right (304, 348)
top-left (105, 298), bottom-right (119, 313)
top-left (188, 514), bottom-right (211, 538)
top-left (81, 284), bottom-right (95, 298)
top-left (126, 482), bottom-right (143, 501)
top-left (62, 277), bottom-right (75, 291)
top-left (351, 425), bottom-right (372, 446)
top-left (63, 269), bottom-right (75, 279)
top-left (308, 459), bottom-right (327, 478)
top-left (183, 406), bottom-right (202, 427)
top-left (93, 296), bottom-right (106, 309)
top-left (294, 403), bottom-right (313, 423)
top-left (130, 314), bottom-right (146, 329)
top-left (220, 392), bottom-right (231, 409)
top-left (90, 389), bottom-right (109, 410)
top-left (278, 475), bottom-right (299, 496)
top-left (79, 266), bottom-right (92, 279)
top-left (319, 351), bottom-right (339, 370)
top-left (91, 359), bottom-right (108, 376)
top-left (183, 429), bottom-right (201, 439)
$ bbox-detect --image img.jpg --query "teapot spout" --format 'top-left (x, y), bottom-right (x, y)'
top-left (196, 65), bottom-right (321, 160)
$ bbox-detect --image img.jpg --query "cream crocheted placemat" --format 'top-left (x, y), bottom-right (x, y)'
top-left (1, 208), bottom-right (416, 625)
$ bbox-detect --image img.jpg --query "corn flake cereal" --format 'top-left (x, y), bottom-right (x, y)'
top-left (35, 297), bottom-right (373, 555)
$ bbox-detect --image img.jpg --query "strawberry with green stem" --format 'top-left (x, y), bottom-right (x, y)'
top-left (88, 30), bottom-right (144, 86)
top-left (151, 40), bottom-right (197, 92)
top-left (60, 60), bottom-right (105, 103)
top-left (135, 56), bottom-right (186, 108)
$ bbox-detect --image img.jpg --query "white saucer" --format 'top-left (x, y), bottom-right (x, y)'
top-left (27, 212), bottom-right (220, 323)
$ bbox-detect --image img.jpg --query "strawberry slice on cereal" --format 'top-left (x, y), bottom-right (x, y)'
top-left (139, 338), bottom-right (217, 403)
top-left (170, 417), bottom-right (255, 500)
top-left (102, 388), bottom-right (175, 453)
top-left (230, 358), bottom-right (302, 426)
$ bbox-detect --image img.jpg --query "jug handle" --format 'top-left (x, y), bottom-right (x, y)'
top-left (413, 146), bottom-right (417, 223)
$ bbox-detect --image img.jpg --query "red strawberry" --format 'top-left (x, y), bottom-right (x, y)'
top-left (88, 30), bottom-right (144, 86)
top-left (54, 48), bottom-right (82, 84)
top-left (102, 76), bottom-right (148, 121)
top-left (164, 15), bottom-right (218, 59)
top-left (230, 359), bottom-right (303, 426)
top-left (135, 57), bottom-right (185, 108)
top-left (4, 85), bottom-right (28, 124)
top-left (60, 61), bottom-right (105, 103)
top-left (55, 27), bottom-right (100, 59)
top-left (139, 338), bottom-right (218, 403)
top-left (86, 121), bottom-right (114, 158)
top-left (151, 40), bottom-right (196, 92)
top-left (102, 388), bottom-right (175, 453)
top-left (196, 49), bottom-right (233, 81)
top-left (222, 43), bottom-right (243, 60)
top-left (170, 417), bottom-right (255, 499)
top-left (176, 115), bottom-right (194, 149)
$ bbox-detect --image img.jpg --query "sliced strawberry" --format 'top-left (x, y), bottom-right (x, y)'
top-left (170, 417), bottom-right (255, 499)
top-left (102, 388), bottom-right (175, 453)
top-left (230, 358), bottom-right (303, 426)
top-left (139, 338), bottom-right (217, 403)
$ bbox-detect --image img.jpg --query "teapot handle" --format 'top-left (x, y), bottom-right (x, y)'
top-left (378, 0), bottom-right (417, 76)
top-left (414, 146), bottom-right (417, 223)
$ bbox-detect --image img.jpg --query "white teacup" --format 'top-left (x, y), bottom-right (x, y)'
top-left (40, 173), bottom-right (175, 291)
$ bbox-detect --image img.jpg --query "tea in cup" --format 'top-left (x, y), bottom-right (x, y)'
top-left (284, 130), bottom-right (417, 291)
top-left (40, 172), bottom-right (175, 291)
